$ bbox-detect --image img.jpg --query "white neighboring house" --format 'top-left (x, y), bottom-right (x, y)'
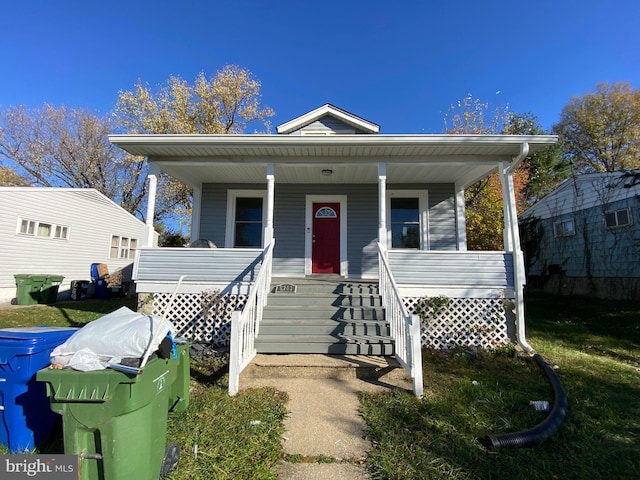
top-left (0, 187), bottom-right (157, 304)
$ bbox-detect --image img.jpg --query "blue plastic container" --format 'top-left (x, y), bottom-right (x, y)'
top-left (0, 326), bottom-right (78, 452)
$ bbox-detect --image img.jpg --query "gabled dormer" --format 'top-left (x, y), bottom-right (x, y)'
top-left (276, 104), bottom-right (380, 135)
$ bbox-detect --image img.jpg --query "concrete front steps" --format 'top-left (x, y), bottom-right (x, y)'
top-left (256, 277), bottom-right (395, 355)
top-left (241, 354), bottom-right (411, 387)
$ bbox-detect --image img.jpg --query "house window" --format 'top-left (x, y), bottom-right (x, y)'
top-left (604, 208), bottom-right (631, 228)
top-left (553, 219), bottom-right (575, 237)
top-left (315, 207), bottom-right (337, 218)
top-left (226, 190), bottom-right (267, 248)
top-left (110, 235), bottom-right (138, 259)
top-left (386, 191), bottom-right (429, 249)
top-left (19, 219), bottom-right (36, 235)
top-left (17, 218), bottom-right (69, 240)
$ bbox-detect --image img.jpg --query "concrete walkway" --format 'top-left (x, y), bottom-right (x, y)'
top-left (241, 355), bottom-right (413, 480)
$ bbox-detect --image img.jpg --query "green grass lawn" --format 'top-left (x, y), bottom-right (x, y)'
top-left (359, 292), bottom-right (640, 480)
top-left (1, 293), bottom-right (638, 479)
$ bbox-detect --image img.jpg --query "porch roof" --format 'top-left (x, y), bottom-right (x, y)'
top-left (109, 134), bottom-right (557, 189)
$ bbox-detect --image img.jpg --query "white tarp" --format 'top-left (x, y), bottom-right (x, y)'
top-left (50, 306), bottom-right (175, 371)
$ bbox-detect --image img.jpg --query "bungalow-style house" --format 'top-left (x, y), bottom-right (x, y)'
top-left (110, 104), bottom-right (557, 395)
top-left (0, 187), bottom-right (156, 304)
top-left (520, 171), bottom-right (640, 300)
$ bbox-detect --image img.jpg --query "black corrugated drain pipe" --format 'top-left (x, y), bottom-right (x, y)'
top-left (480, 353), bottom-right (569, 450)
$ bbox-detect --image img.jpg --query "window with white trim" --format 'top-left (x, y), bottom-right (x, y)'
top-left (17, 218), bottom-right (69, 240)
top-left (553, 219), bottom-right (575, 237)
top-left (386, 191), bottom-right (429, 249)
top-left (110, 235), bottom-right (138, 259)
top-left (225, 190), bottom-right (267, 248)
top-left (604, 208), bottom-right (631, 229)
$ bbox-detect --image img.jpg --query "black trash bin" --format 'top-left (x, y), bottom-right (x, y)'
top-left (70, 280), bottom-right (90, 300)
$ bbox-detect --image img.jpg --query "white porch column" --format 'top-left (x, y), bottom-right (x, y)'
top-left (190, 185), bottom-right (202, 243)
top-left (265, 163), bottom-right (275, 245)
top-left (144, 173), bottom-right (157, 247)
top-left (454, 185), bottom-right (467, 251)
top-left (378, 163), bottom-right (387, 249)
top-left (499, 162), bottom-right (514, 252)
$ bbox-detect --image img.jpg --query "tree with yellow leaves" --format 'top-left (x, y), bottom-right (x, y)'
top-left (553, 81), bottom-right (640, 173)
top-left (115, 65), bottom-right (274, 134)
top-left (443, 95), bottom-right (564, 250)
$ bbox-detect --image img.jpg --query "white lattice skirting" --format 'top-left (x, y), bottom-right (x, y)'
top-left (151, 292), bottom-right (247, 348)
top-left (404, 297), bottom-right (512, 350)
top-left (150, 292), bottom-right (512, 350)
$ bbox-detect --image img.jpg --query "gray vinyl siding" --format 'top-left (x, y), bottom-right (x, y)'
top-left (288, 115), bottom-right (371, 135)
top-left (527, 196), bottom-right (640, 278)
top-left (426, 184), bottom-right (457, 250)
top-left (0, 188), bottom-right (148, 303)
top-left (389, 251), bottom-right (515, 289)
top-left (135, 248), bottom-right (263, 283)
top-left (199, 182), bottom-right (459, 278)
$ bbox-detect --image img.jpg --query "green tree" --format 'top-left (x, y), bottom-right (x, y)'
top-left (553, 81), bottom-right (640, 173)
top-left (444, 93), bottom-right (521, 250)
top-left (505, 112), bottom-right (570, 205)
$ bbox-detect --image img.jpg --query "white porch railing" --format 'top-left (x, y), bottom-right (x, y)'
top-left (228, 240), bottom-right (275, 396)
top-left (377, 242), bottom-right (424, 397)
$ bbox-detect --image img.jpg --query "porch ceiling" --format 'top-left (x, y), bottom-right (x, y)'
top-left (109, 134), bottom-right (557, 188)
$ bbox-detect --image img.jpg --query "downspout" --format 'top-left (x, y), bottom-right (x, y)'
top-left (504, 142), bottom-right (534, 354)
top-left (483, 143), bottom-right (568, 450)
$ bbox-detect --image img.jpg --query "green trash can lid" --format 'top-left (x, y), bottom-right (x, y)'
top-left (14, 274), bottom-right (48, 281)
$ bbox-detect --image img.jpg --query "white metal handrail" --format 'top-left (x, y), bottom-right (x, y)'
top-left (377, 242), bottom-right (424, 397)
top-left (228, 240), bottom-right (275, 396)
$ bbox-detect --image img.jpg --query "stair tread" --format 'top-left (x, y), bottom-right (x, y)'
top-left (261, 278), bottom-right (389, 354)
top-left (261, 318), bottom-right (388, 324)
top-left (257, 333), bottom-right (393, 343)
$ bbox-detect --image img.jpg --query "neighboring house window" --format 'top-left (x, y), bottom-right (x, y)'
top-left (604, 208), bottom-right (632, 228)
top-left (17, 218), bottom-right (69, 240)
top-left (226, 190), bottom-right (267, 248)
top-left (386, 191), bottom-right (429, 249)
top-left (553, 219), bottom-right (575, 237)
top-left (110, 235), bottom-right (138, 259)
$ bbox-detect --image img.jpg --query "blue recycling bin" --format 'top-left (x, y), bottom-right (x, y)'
top-left (0, 327), bottom-right (78, 452)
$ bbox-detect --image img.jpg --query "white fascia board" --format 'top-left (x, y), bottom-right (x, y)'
top-left (275, 104), bottom-right (380, 134)
top-left (109, 133), bottom-right (557, 150)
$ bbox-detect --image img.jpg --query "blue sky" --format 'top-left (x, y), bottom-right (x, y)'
top-left (1, 0), bottom-right (638, 134)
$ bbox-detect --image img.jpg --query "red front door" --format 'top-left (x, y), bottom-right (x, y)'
top-left (312, 202), bottom-right (340, 274)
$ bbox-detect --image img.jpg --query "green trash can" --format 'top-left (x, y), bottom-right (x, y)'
top-left (14, 274), bottom-right (47, 305)
top-left (40, 275), bottom-right (65, 304)
top-left (37, 343), bottom-right (190, 480)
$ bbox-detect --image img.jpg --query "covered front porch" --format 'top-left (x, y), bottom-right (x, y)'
top-left (110, 132), bottom-right (557, 395)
